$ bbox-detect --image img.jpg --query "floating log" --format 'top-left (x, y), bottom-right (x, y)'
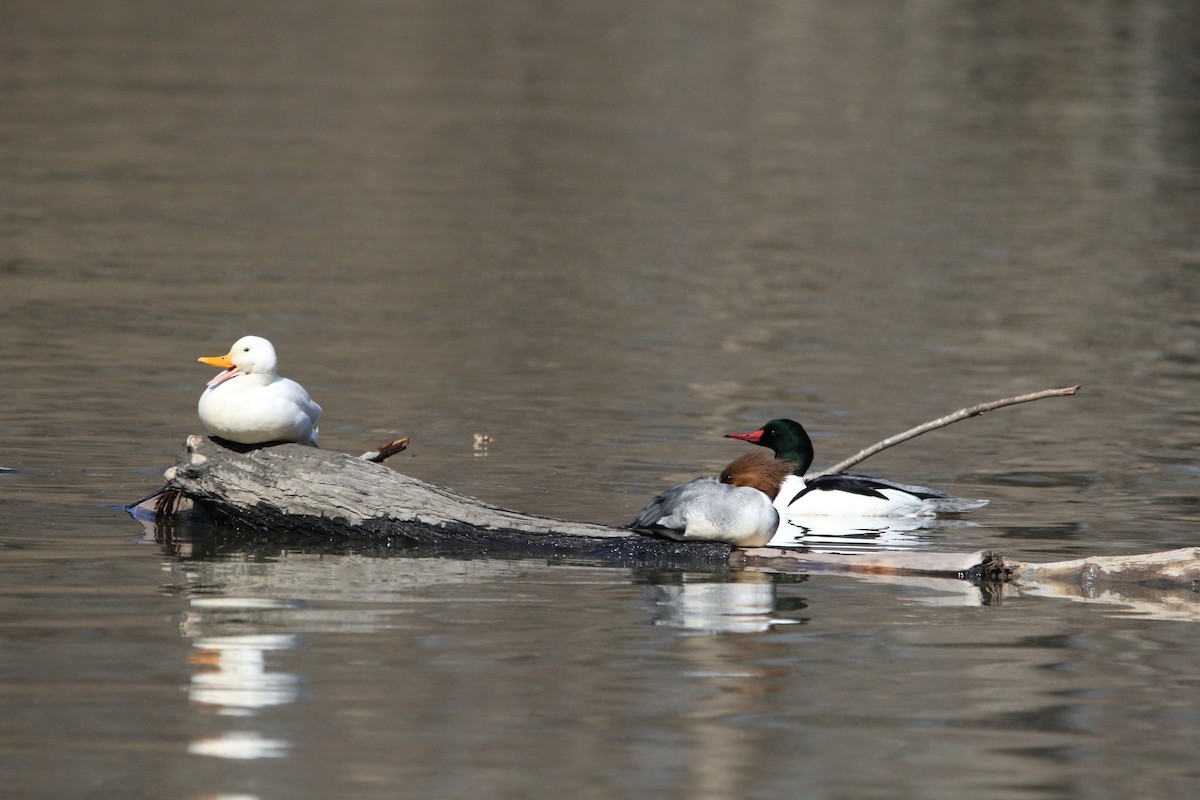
top-left (142, 435), bottom-right (735, 570)
top-left (740, 547), bottom-right (1009, 581)
top-left (137, 436), bottom-right (1200, 603)
top-left (1012, 549), bottom-right (1200, 621)
top-left (1011, 547), bottom-right (1200, 590)
top-left (742, 546), bottom-right (1200, 593)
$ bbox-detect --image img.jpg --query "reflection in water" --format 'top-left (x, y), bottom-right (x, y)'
top-left (1018, 580), bottom-right (1200, 622)
top-left (160, 518), bottom-right (815, 636)
top-left (188, 731), bottom-right (289, 761)
top-left (186, 631), bottom-right (300, 713)
top-left (152, 521), bottom-right (1200, 800)
top-left (661, 597), bottom-right (806, 798)
top-left (181, 599), bottom-right (300, 761)
top-left (767, 515), bottom-right (978, 553)
top-left (643, 572), bottom-right (803, 634)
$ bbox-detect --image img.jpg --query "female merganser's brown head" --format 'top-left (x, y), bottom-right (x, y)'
top-left (719, 451), bottom-right (794, 498)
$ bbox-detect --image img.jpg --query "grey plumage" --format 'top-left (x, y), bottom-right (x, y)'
top-left (629, 477), bottom-right (779, 547)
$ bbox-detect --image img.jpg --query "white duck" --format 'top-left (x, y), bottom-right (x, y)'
top-left (197, 335), bottom-right (322, 446)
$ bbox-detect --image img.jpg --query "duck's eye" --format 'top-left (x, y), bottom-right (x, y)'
top-left (243, 347), bottom-right (251, 352)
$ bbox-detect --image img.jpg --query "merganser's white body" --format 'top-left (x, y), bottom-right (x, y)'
top-left (197, 336), bottom-right (322, 446)
top-left (726, 419), bottom-right (987, 519)
top-left (771, 473), bottom-right (988, 518)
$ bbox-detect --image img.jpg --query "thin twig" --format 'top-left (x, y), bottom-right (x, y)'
top-left (809, 385), bottom-right (1080, 477)
top-left (360, 437), bottom-right (411, 463)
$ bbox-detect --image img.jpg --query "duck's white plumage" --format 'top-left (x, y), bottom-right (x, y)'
top-left (197, 335), bottom-right (322, 446)
top-left (725, 419), bottom-right (988, 521)
top-left (771, 474), bottom-right (989, 519)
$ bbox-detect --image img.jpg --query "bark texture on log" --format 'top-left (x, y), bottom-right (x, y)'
top-left (1011, 547), bottom-right (1200, 587)
top-left (146, 437), bottom-right (1200, 600)
top-left (159, 435), bottom-right (735, 569)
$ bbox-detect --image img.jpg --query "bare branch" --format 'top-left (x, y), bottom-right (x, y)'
top-left (359, 437), bottom-right (410, 463)
top-left (810, 385), bottom-right (1080, 477)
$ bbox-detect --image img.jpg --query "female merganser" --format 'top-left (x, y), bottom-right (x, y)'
top-left (628, 452), bottom-right (794, 547)
top-left (197, 336), bottom-right (322, 446)
top-left (725, 419), bottom-right (986, 517)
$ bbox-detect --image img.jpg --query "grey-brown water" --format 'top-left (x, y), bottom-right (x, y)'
top-left (3, 1), bottom-right (1200, 798)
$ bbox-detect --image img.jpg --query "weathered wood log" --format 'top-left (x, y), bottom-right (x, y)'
top-left (1010, 548), bottom-right (1200, 621)
top-left (743, 546), bottom-right (1200, 588)
top-left (138, 436), bottom-right (1200, 605)
top-left (1011, 547), bottom-right (1200, 589)
top-left (148, 435), bottom-right (735, 569)
top-left (740, 547), bottom-right (1009, 581)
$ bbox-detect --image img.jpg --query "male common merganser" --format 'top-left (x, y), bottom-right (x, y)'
top-left (628, 452), bottom-right (794, 547)
top-left (197, 335), bottom-right (322, 446)
top-left (725, 418), bottom-right (987, 517)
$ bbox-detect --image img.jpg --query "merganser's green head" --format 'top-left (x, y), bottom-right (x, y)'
top-left (724, 418), bottom-right (815, 475)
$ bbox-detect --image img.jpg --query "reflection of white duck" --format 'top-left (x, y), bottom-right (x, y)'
top-left (628, 453), bottom-right (794, 547)
top-left (188, 633), bottom-right (301, 710)
top-left (198, 336), bottom-right (322, 446)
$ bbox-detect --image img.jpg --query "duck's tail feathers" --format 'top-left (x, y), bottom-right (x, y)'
top-left (921, 496), bottom-right (989, 514)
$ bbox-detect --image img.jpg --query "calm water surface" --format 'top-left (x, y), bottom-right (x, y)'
top-left (2, 1), bottom-right (1200, 798)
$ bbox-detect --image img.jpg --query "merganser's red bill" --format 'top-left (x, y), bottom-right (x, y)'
top-left (724, 429), bottom-right (765, 443)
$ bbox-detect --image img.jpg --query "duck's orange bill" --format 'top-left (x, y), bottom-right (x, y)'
top-left (199, 353), bottom-right (240, 386)
top-left (198, 354), bottom-right (234, 369)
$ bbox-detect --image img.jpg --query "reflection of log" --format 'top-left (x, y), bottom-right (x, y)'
top-left (140, 437), bottom-right (1200, 597)
top-left (146, 436), bottom-right (735, 569)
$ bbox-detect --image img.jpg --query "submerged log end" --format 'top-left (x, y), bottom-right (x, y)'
top-left (1011, 547), bottom-right (1200, 589)
top-left (740, 547), bottom-right (1012, 581)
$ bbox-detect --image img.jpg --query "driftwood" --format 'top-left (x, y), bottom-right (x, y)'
top-left (140, 435), bottom-right (735, 570)
top-left (741, 546), bottom-right (1200, 588)
top-left (136, 436), bottom-right (1200, 605)
top-left (737, 548), bottom-right (1200, 620)
top-left (1011, 549), bottom-right (1200, 621)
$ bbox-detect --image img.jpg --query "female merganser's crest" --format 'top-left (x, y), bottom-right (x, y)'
top-left (197, 335), bottom-right (322, 447)
top-left (718, 451), bottom-right (795, 496)
top-left (628, 453), bottom-right (784, 548)
top-left (725, 418), bottom-right (987, 518)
